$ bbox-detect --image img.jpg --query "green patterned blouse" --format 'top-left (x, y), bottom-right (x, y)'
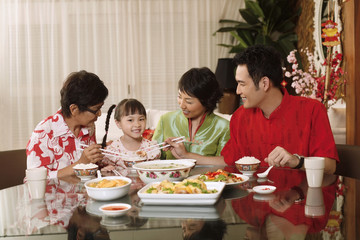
top-left (152, 110), bottom-right (230, 159)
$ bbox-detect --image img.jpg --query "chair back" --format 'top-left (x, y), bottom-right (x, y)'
top-left (335, 144), bottom-right (360, 179)
top-left (0, 149), bottom-right (26, 189)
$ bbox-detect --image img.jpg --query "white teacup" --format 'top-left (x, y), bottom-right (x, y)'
top-left (304, 157), bottom-right (325, 187)
top-left (26, 167), bottom-right (47, 199)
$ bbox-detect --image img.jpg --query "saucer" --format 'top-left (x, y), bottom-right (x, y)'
top-left (252, 185), bottom-right (276, 194)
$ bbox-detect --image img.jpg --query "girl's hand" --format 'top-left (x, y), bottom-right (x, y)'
top-left (164, 137), bottom-right (188, 159)
top-left (79, 144), bottom-right (104, 164)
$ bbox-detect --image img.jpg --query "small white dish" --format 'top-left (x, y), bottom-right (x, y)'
top-left (99, 203), bottom-right (131, 217)
top-left (252, 185), bottom-right (276, 194)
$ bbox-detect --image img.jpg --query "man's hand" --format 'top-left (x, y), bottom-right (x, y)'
top-left (265, 146), bottom-right (299, 168)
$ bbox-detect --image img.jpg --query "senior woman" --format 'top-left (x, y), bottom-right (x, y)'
top-left (26, 70), bottom-right (108, 178)
top-left (152, 67), bottom-right (230, 164)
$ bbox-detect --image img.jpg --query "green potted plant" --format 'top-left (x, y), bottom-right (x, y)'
top-left (215, 0), bottom-right (301, 59)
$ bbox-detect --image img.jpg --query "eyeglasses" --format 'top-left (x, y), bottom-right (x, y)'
top-left (84, 107), bottom-right (101, 115)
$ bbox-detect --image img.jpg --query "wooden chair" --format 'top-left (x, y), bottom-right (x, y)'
top-left (335, 144), bottom-right (360, 179)
top-left (0, 149), bottom-right (26, 190)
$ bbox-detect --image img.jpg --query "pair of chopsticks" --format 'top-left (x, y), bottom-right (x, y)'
top-left (112, 169), bottom-right (123, 176)
top-left (139, 136), bottom-right (186, 153)
top-left (79, 143), bottom-right (127, 158)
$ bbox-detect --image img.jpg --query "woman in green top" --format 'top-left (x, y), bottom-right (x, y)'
top-left (152, 67), bottom-right (230, 165)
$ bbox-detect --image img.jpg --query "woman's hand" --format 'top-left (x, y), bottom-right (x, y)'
top-left (79, 144), bottom-right (104, 164)
top-left (163, 137), bottom-right (188, 159)
top-left (264, 146), bottom-right (299, 168)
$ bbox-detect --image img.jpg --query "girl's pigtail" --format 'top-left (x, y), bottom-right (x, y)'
top-left (101, 104), bottom-right (116, 149)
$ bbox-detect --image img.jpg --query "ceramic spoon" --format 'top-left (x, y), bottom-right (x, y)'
top-left (257, 166), bottom-right (274, 178)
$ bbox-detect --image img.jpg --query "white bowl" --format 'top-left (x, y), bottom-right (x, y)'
top-left (235, 157), bottom-right (261, 176)
top-left (73, 163), bottom-right (98, 180)
top-left (132, 159), bottom-right (195, 184)
top-left (99, 203), bottom-right (132, 217)
top-left (85, 176), bottom-right (132, 201)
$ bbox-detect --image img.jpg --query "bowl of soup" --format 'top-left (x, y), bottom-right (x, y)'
top-left (132, 160), bottom-right (196, 184)
top-left (85, 176), bottom-right (132, 201)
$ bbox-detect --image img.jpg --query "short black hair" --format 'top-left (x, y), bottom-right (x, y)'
top-left (233, 45), bottom-right (283, 88)
top-left (60, 70), bottom-right (108, 117)
top-left (178, 67), bottom-right (223, 113)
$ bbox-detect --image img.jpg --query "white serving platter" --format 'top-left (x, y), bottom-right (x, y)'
top-left (188, 173), bottom-right (249, 186)
top-left (137, 181), bottom-right (225, 205)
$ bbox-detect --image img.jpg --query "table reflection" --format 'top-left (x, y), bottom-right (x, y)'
top-left (0, 166), bottom-right (343, 239)
top-left (230, 168), bottom-right (337, 239)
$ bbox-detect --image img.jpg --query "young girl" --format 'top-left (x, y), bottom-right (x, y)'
top-left (99, 99), bottom-right (161, 173)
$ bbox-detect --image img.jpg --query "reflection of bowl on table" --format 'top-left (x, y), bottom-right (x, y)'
top-left (123, 155), bottom-right (147, 168)
top-left (253, 193), bottom-right (276, 202)
top-left (235, 157), bottom-right (260, 176)
top-left (85, 176), bottom-right (132, 201)
top-left (73, 163), bottom-right (98, 180)
top-left (100, 215), bottom-right (131, 227)
top-left (139, 204), bottom-right (221, 219)
top-left (132, 160), bottom-right (195, 184)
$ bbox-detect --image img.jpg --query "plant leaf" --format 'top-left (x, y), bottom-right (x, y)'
top-left (219, 19), bottom-right (242, 24)
top-left (230, 31), bottom-right (249, 48)
top-left (245, 0), bottom-right (265, 19)
top-left (233, 22), bottom-right (262, 32)
top-left (278, 33), bottom-right (298, 42)
top-left (229, 45), bottom-right (247, 54)
top-left (216, 27), bottom-right (242, 33)
top-left (240, 9), bottom-right (261, 25)
top-left (275, 20), bottom-right (295, 33)
top-left (236, 29), bottom-right (255, 46)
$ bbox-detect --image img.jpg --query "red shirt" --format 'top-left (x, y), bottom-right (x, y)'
top-left (222, 89), bottom-right (339, 166)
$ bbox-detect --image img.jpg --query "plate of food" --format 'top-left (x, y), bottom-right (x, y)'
top-left (188, 169), bottom-right (249, 186)
top-left (137, 179), bottom-right (225, 205)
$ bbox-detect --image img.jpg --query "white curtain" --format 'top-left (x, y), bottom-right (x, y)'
top-left (0, 0), bottom-right (243, 151)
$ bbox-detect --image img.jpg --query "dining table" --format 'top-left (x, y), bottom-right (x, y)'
top-left (0, 164), bottom-right (351, 240)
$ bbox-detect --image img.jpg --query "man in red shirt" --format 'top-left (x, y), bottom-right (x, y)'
top-left (221, 45), bottom-right (338, 174)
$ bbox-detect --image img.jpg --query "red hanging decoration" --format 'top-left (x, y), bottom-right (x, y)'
top-left (321, 19), bottom-right (340, 47)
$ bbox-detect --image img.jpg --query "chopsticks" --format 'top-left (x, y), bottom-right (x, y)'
top-left (139, 136), bottom-right (186, 153)
top-left (79, 135), bottom-right (191, 157)
top-left (112, 169), bottom-right (123, 176)
top-left (79, 143), bottom-right (127, 158)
